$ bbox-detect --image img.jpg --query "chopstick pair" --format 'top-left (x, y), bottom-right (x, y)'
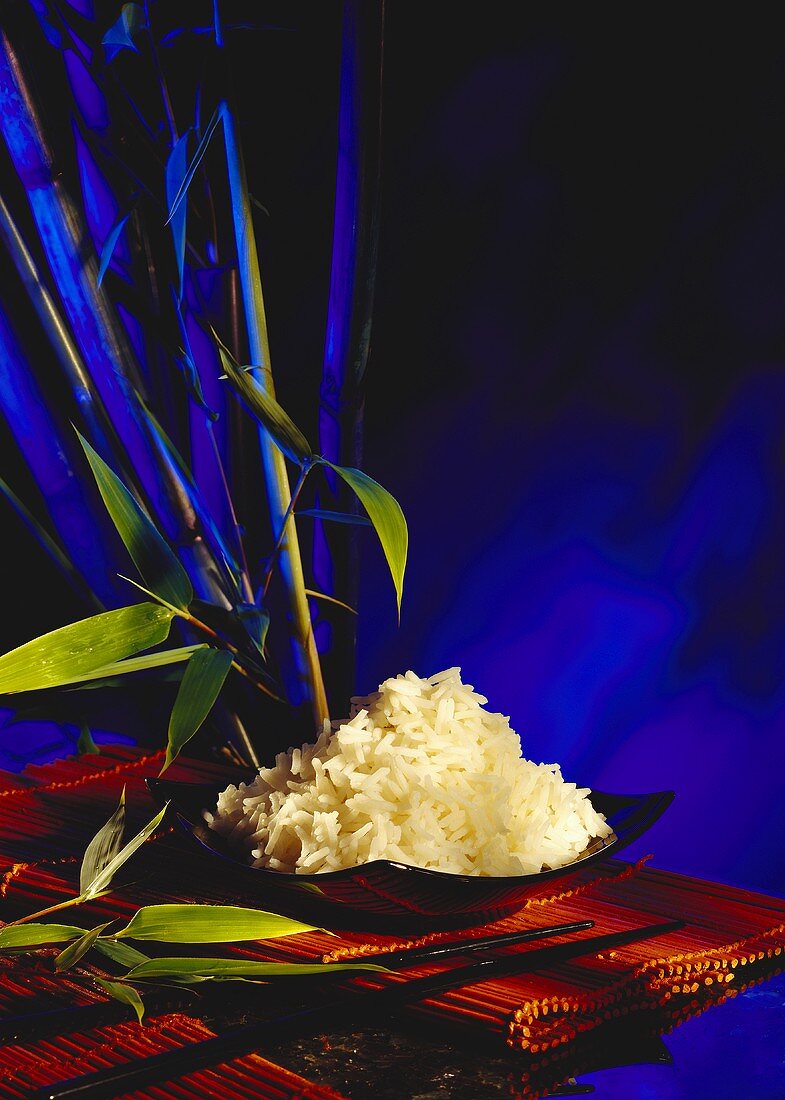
top-left (29, 918), bottom-right (684, 1100)
top-left (0, 919), bottom-right (594, 1043)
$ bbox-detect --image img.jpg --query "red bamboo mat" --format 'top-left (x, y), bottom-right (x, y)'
top-left (0, 746), bottom-right (783, 1099)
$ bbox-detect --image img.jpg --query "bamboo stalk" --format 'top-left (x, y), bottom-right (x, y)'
top-left (316, 0), bottom-right (386, 705)
top-left (0, 301), bottom-right (120, 608)
top-left (220, 100), bottom-right (329, 727)
top-left (0, 30), bottom-right (232, 609)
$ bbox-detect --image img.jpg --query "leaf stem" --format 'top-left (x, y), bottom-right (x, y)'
top-left (6, 894), bottom-right (85, 927)
top-left (182, 613), bottom-right (283, 702)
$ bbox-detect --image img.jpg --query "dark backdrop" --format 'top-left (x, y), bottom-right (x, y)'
top-left (360, 7), bottom-right (785, 897)
top-left (2, 5), bottom-right (784, 896)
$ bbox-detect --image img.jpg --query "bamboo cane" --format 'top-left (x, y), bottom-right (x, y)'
top-left (316, 0), bottom-right (385, 706)
top-left (0, 30), bottom-right (232, 607)
top-left (221, 100), bottom-right (329, 727)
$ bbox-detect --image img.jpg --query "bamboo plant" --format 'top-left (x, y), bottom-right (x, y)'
top-left (0, 1), bottom-right (403, 771)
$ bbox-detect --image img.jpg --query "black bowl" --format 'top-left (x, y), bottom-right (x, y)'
top-left (148, 777), bottom-right (673, 930)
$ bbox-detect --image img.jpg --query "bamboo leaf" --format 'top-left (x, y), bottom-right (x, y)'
top-left (166, 107), bottom-right (223, 226)
top-left (160, 649), bottom-right (233, 775)
top-left (77, 723), bottom-right (100, 755)
top-left (305, 589), bottom-right (357, 615)
top-left (215, 341), bottom-right (312, 465)
top-left (82, 803), bottom-right (168, 901)
top-left (55, 922), bottom-right (112, 972)
top-left (126, 958), bottom-right (386, 982)
top-left (95, 979), bottom-right (145, 1024)
top-left (116, 905), bottom-right (317, 943)
top-left (0, 924), bottom-right (86, 950)
top-left (235, 604), bottom-right (270, 656)
top-left (298, 508), bottom-right (371, 527)
top-left (166, 131), bottom-right (191, 300)
top-left (0, 603), bottom-right (176, 695)
top-left (71, 644), bottom-right (206, 687)
top-left (94, 939), bottom-right (150, 969)
top-left (80, 788), bottom-right (126, 894)
top-left (102, 3), bottom-right (146, 62)
top-left (323, 463), bottom-right (408, 616)
top-left (96, 212), bottom-right (130, 288)
top-left (175, 353), bottom-right (218, 421)
top-left (78, 432), bottom-right (193, 611)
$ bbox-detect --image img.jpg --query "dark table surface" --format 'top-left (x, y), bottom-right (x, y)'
top-left (245, 970), bottom-right (785, 1100)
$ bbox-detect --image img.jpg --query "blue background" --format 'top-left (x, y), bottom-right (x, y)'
top-left (357, 10), bottom-right (785, 898)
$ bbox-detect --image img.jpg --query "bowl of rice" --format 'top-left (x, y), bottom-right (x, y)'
top-left (150, 669), bottom-right (672, 925)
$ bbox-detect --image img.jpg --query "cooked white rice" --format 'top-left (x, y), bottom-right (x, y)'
top-left (204, 668), bottom-right (612, 877)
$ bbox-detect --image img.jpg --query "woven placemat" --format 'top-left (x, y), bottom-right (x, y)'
top-left (0, 746), bottom-right (781, 1098)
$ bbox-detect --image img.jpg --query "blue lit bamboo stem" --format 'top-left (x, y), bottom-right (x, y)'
top-left (0, 193), bottom-right (121, 469)
top-left (316, 0), bottom-right (385, 703)
top-left (221, 100), bottom-right (329, 726)
top-left (0, 302), bottom-right (117, 608)
top-left (0, 29), bottom-right (231, 607)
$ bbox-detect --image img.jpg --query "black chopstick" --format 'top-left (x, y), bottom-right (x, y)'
top-left (31, 919), bottom-right (683, 1100)
top-left (372, 918), bottom-right (594, 968)
top-left (0, 919), bottom-right (593, 1043)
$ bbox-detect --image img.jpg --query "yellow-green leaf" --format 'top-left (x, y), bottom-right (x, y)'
top-left (0, 603), bottom-right (175, 695)
top-left (215, 341), bottom-right (312, 465)
top-left (80, 788), bottom-right (126, 894)
top-left (160, 648), bottom-right (233, 775)
top-left (55, 922), bottom-right (112, 971)
top-left (126, 957), bottom-right (387, 982)
top-left (78, 433), bottom-right (193, 611)
top-left (0, 924), bottom-right (86, 950)
top-left (323, 462), bottom-right (408, 616)
top-left (94, 939), bottom-right (150, 969)
top-left (95, 979), bottom-right (145, 1024)
top-left (74, 644), bottom-right (206, 687)
top-left (82, 803), bottom-right (168, 901)
top-left (115, 904), bottom-right (317, 944)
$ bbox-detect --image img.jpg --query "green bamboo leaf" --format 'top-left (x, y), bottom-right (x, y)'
top-left (297, 508), bottom-right (371, 527)
top-left (0, 603), bottom-right (175, 695)
top-left (82, 803), bottom-right (168, 901)
top-left (115, 904), bottom-right (317, 944)
top-left (126, 958), bottom-right (387, 982)
top-left (94, 939), bottom-right (150, 969)
top-left (80, 788), bottom-right (126, 894)
top-left (0, 924), bottom-right (85, 950)
top-left (70, 645), bottom-right (206, 689)
top-left (102, 3), bottom-right (146, 61)
top-left (165, 107), bottom-right (223, 226)
top-left (235, 604), bottom-right (270, 656)
top-left (55, 922), bottom-right (112, 972)
top-left (78, 433), bottom-right (193, 611)
top-left (215, 341), bottom-right (312, 465)
top-left (95, 979), bottom-right (145, 1025)
top-left (96, 212), bottom-right (130, 287)
top-left (160, 649), bottom-right (233, 775)
top-left (77, 723), bottom-right (100, 755)
top-left (323, 462), bottom-right (408, 616)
